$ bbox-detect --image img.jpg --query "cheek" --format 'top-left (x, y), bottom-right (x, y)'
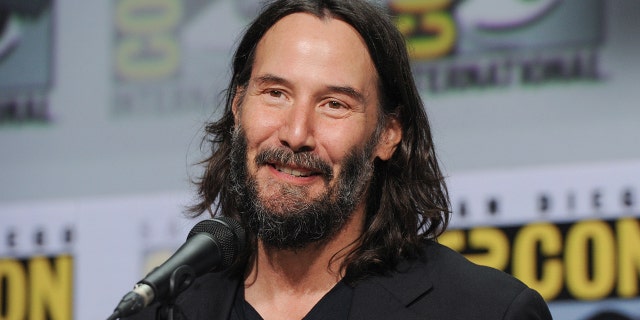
top-left (318, 124), bottom-right (369, 164)
top-left (240, 108), bottom-right (281, 147)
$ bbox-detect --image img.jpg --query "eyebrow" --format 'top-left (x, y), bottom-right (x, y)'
top-left (253, 74), bottom-right (290, 87)
top-left (252, 73), bottom-right (366, 104)
top-left (326, 85), bottom-right (366, 104)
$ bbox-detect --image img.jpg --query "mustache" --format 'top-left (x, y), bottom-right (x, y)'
top-left (255, 148), bottom-right (333, 179)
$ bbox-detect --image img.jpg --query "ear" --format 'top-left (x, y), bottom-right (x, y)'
top-left (374, 116), bottom-right (402, 161)
top-left (231, 86), bottom-right (243, 122)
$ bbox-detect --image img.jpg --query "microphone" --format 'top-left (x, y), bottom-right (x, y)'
top-left (107, 217), bottom-right (246, 320)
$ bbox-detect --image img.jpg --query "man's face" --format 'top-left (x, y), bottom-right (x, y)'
top-left (230, 13), bottom-right (400, 248)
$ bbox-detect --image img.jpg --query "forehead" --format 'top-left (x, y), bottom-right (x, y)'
top-left (251, 12), bottom-right (379, 96)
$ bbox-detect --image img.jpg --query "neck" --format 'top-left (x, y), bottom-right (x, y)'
top-left (243, 205), bottom-right (365, 319)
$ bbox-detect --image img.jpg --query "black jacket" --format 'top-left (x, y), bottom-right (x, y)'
top-left (126, 240), bottom-right (552, 319)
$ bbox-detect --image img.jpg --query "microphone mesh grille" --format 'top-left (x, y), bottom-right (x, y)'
top-left (187, 217), bottom-right (246, 270)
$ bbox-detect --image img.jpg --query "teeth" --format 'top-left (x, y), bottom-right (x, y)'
top-left (275, 165), bottom-right (312, 177)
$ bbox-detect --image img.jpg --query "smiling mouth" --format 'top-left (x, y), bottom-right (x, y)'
top-left (256, 148), bottom-right (333, 180)
top-left (273, 164), bottom-right (319, 178)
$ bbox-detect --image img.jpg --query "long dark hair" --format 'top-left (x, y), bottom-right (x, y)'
top-left (189, 0), bottom-right (450, 283)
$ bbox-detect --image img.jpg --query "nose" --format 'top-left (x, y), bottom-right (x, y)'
top-left (278, 101), bottom-right (316, 152)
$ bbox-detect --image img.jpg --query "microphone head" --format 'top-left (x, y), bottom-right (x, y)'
top-left (187, 217), bottom-right (246, 270)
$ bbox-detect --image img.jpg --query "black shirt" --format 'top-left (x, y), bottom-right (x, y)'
top-left (230, 281), bottom-right (354, 320)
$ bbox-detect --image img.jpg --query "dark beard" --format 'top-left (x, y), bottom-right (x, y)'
top-left (229, 127), bottom-right (377, 250)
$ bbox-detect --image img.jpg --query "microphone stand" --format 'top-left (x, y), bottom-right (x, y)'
top-left (155, 265), bottom-right (195, 320)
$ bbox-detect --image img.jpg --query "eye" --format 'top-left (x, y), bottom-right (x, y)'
top-left (325, 100), bottom-right (345, 109)
top-left (267, 90), bottom-right (283, 98)
top-left (261, 89), bottom-right (288, 106)
top-left (319, 99), bottom-right (351, 118)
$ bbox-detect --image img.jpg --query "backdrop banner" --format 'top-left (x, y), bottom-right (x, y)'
top-left (2, 161), bottom-right (638, 319)
top-left (442, 160), bottom-right (640, 320)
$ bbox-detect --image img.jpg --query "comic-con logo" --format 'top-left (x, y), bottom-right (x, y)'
top-left (0, 226), bottom-right (74, 320)
top-left (389, 0), bottom-right (604, 93)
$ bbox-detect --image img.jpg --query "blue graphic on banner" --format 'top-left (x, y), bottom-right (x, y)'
top-left (0, 0), bottom-right (53, 123)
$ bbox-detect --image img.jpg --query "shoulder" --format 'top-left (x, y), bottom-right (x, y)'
top-left (420, 240), bottom-right (525, 292)
top-left (403, 240), bottom-right (552, 319)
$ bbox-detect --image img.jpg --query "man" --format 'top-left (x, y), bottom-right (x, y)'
top-left (129, 0), bottom-right (552, 319)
